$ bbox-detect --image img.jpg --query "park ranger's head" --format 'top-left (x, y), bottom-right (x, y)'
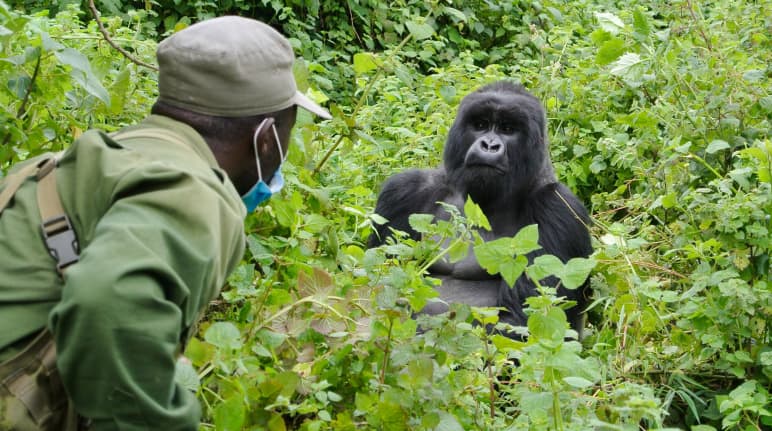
top-left (151, 16), bottom-right (331, 209)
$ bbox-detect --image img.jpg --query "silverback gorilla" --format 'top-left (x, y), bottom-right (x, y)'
top-left (368, 81), bottom-right (593, 338)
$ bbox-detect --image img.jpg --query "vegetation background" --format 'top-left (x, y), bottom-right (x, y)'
top-left (0, 0), bottom-right (770, 429)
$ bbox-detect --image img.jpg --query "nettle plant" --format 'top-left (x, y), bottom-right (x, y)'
top-left (191, 197), bottom-right (668, 430)
top-left (0, 3), bottom-right (157, 169)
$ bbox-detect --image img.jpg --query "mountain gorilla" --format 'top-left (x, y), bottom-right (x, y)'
top-left (368, 81), bottom-right (593, 338)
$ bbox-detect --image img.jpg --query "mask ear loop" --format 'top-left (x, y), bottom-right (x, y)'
top-left (252, 119), bottom-right (286, 182)
top-left (271, 124), bottom-right (285, 162)
top-left (252, 119), bottom-right (268, 182)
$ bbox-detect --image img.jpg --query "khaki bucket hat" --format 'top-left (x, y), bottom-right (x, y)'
top-left (156, 16), bottom-right (331, 119)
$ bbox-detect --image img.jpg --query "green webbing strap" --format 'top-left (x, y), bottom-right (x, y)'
top-left (0, 152), bottom-right (79, 273)
top-left (35, 155), bottom-right (79, 274)
top-left (0, 158), bottom-right (51, 215)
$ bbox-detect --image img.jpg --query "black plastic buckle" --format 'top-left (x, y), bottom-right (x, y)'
top-left (40, 215), bottom-right (80, 273)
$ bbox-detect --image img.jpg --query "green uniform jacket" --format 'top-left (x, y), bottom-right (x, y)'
top-left (0, 115), bottom-right (246, 430)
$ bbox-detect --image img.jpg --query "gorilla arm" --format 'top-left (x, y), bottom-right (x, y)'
top-left (497, 182), bottom-right (593, 331)
top-left (368, 168), bottom-right (450, 247)
top-left (368, 167), bottom-right (501, 314)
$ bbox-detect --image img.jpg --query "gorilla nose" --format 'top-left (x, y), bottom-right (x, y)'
top-left (480, 139), bottom-right (502, 153)
top-left (465, 136), bottom-right (507, 169)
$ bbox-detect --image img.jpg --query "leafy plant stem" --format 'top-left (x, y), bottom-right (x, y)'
top-left (312, 31), bottom-right (415, 175)
top-left (2, 49), bottom-right (42, 151)
top-left (685, 152), bottom-right (736, 193)
top-left (483, 337), bottom-right (496, 419)
top-left (249, 296), bottom-right (355, 339)
top-left (684, 0), bottom-right (713, 52)
top-left (552, 384), bottom-right (564, 431)
top-left (379, 316), bottom-right (394, 387)
top-left (418, 234), bottom-right (468, 274)
top-left (87, 0), bottom-right (158, 71)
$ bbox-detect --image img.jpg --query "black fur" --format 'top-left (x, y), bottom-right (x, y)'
top-left (369, 81), bottom-right (592, 337)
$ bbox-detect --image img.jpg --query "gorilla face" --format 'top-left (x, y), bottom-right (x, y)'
top-left (444, 82), bottom-right (552, 205)
top-left (369, 81), bottom-right (594, 339)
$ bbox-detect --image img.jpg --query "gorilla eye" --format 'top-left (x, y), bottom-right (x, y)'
top-left (473, 119), bottom-right (489, 130)
top-left (499, 123), bottom-right (517, 134)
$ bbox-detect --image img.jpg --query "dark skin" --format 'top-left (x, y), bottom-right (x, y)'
top-left (220, 106), bottom-right (298, 195)
top-left (151, 101), bottom-right (298, 195)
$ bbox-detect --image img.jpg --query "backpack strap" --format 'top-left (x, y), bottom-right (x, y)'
top-left (0, 152), bottom-right (79, 274)
top-left (0, 157), bottom-right (52, 214)
top-left (35, 155), bottom-right (79, 274)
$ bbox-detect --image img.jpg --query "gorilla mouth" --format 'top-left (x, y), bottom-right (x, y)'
top-left (464, 162), bottom-right (507, 175)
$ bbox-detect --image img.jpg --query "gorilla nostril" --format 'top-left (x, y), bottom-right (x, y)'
top-left (482, 141), bottom-right (502, 152)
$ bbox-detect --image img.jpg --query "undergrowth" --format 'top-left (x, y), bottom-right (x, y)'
top-left (1, 0), bottom-right (770, 429)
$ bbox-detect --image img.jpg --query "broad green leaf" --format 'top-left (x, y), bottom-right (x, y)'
top-left (706, 139), bottom-right (730, 154)
top-left (759, 95), bottom-right (772, 113)
top-left (528, 254), bottom-right (564, 281)
top-left (474, 236), bottom-right (512, 274)
top-left (353, 52), bottom-right (378, 74)
top-left (595, 12), bottom-right (624, 34)
top-left (409, 213), bottom-right (435, 233)
top-left (742, 69), bottom-right (764, 82)
top-left (407, 355), bottom-right (433, 384)
top-left (563, 376), bottom-right (594, 388)
top-left (463, 196), bottom-right (491, 230)
top-left (0, 25), bottom-right (11, 37)
top-left (406, 20), bottom-right (434, 40)
top-left (40, 31), bottom-right (63, 51)
top-left (108, 66), bottom-right (131, 115)
top-left (214, 396), bottom-right (246, 431)
top-left (271, 198), bottom-right (298, 228)
top-left (633, 8), bottom-right (651, 37)
top-left (447, 238), bottom-right (469, 263)
top-left (251, 342), bottom-right (272, 357)
top-left (500, 254), bottom-right (528, 287)
top-left (610, 53), bottom-right (643, 77)
top-left (258, 328), bottom-right (288, 350)
top-left (439, 85), bottom-right (456, 103)
top-left (596, 37), bottom-right (625, 65)
top-left (511, 224), bottom-right (541, 255)
top-left (435, 411), bottom-right (464, 431)
top-left (528, 307), bottom-right (566, 343)
top-left (442, 6), bottom-right (468, 23)
top-left (355, 391), bottom-right (376, 411)
top-left (268, 413), bottom-right (287, 431)
top-left (661, 192), bottom-right (678, 209)
top-left (561, 257), bottom-right (596, 289)
top-left (54, 47), bottom-right (110, 106)
top-left (184, 337), bottom-right (214, 366)
top-left (174, 358), bottom-right (200, 392)
top-left (204, 321), bottom-right (243, 350)
top-left (7, 75), bottom-right (30, 99)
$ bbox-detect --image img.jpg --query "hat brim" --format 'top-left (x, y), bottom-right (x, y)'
top-left (292, 91), bottom-right (332, 120)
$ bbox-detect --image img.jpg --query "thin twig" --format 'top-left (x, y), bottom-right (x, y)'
top-left (312, 28), bottom-right (415, 175)
top-left (1, 49), bottom-right (42, 150)
top-left (16, 51), bottom-right (42, 119)
top-left (87, 0), bottom-right (158, 72)
top-left (684, 0), bottom-right (713, 52)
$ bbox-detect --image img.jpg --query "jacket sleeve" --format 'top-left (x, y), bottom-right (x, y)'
top-left (48, 162), bottom-right (245, 430)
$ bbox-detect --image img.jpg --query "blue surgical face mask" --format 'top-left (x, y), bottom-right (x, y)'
top-left (241, 118), bottom-right (287, 212)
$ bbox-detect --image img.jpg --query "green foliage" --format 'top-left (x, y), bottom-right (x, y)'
top-left (2, 0), bottom-right (771, 429)
top-left (0, 2), bottom-right (156, 168)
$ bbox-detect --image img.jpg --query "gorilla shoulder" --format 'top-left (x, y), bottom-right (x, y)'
top-left (368, 168), bottom-right (451, 247)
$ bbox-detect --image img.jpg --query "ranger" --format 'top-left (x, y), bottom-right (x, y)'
top-left (0, 16), bottom-right (330, 430)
